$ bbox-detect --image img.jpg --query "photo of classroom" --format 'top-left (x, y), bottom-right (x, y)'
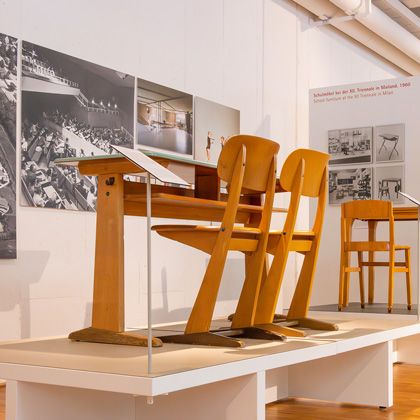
top-left (0, 32), bottom-right (17, 258)
top-left (328, 127), bottom-right (372, 165)
top-left (329, 167), bottom-right (372, 205)
top-left (137, 78), bottom-right (193, 156)
top-left (20, 41), bottom-right (135, 211)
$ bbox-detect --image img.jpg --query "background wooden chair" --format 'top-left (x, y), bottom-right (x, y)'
top-left (250, 149), bottom-right (335, 334)
top-left (338, 200), bottom-right (412, 313)
top-left (152, 135), bottom-right (280, 347)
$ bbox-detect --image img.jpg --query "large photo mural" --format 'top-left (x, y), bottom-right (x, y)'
top-left (0, 33), bottom-right (17, 258)
top-left (20, 41), bottom-right (135, 211)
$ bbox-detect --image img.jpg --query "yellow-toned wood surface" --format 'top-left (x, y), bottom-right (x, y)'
top-left (153, 135), bottom-right (280, 345)
top-left (91, 173), bottom-right (125, 332)
top-left (338, 200), bottom-right (412, 313)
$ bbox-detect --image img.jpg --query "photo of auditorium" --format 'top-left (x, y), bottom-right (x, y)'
top-left (20, 41), bottom-right (135, 212)
top-left (137, 78), bottom-right (193, 156)
top-left (0, 32), bottom-right (17, 259)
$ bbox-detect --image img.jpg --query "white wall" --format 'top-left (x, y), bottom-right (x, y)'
top-left (0, 0), bottom-right (404, 340)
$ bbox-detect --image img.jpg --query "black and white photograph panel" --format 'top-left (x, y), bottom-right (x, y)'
top-left (0, 32), bottom-right (17, 259)
top-left (375, 123), bottom-right (405, 163)
top-left (329, 167), bottom-right (372, 205)
top-left (194, 97), bottom-right (240, 164)
top-left (375, 165), bottom-right (404, 204)
top-left (137, 78), bottom-right (193, 156)
top-left (328, 127), bottom-right (372, 165)
top-left (0, 33), bottom-right (18, 259)
top-left (20, 41), bottom-right (135, 212)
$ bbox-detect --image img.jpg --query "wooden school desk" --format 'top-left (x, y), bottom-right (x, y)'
top-left (56, 151), bottom-right (288, 347)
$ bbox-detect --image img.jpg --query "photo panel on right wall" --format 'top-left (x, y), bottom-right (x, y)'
top-left (374, 165), bottom-right (405, 204)
top-left (375, 123), bottom-right (405, 164)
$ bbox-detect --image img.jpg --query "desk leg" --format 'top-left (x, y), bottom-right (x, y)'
top-left (368, 221), bottom-right (378, 304)
top-left (69, 174), bottom-right (161, 347)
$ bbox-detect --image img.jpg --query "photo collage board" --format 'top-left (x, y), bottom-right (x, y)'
top-left (328, 123), bottom-right (405, 205)
top-left (0, 32), bottom-right (241, 259)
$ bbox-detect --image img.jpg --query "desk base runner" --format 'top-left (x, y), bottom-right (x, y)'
top-left (69, 327), bottom-right (163, 347)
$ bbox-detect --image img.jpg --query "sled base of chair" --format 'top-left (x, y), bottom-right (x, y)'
top-left (69, 327), bottom-right (163, 347)
top-left (160, 331), bottom-right (245, 348)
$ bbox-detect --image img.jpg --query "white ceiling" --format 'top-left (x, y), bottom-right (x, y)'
top-left (373, 0), bottom-right (420, 38)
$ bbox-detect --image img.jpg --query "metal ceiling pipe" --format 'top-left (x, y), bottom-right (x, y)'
top-left (330, 0), bottom-right (420, 64)
top-left (292, 0), bottom-right (420, 74)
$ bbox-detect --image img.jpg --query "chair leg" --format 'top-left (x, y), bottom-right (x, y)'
top-left (357, 252), bottom-right (365, 309)
top-left (368, 221), bottom-right (377, 304)
top-left (343, 268), bottom-right (350, 307)
top-left (342, 251), bottom-right (351, 308)
top-left (185, 234), bottom-right (231, 335)
top-left (405, 248), bottom-right (412, 311)
top-left (338, 250), bottom-right (347, 311)
top-left (388, 250), bottom-right (395, 314)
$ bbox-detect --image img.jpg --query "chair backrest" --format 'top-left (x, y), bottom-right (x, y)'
top-left (342, 200), bottom-right (392, 221)
top-left (280, 149), bottom-right (329, 197)
top-left (218, 135), bottom-right (280, 194)
top-left (341, 199), bottom-right (394, 245)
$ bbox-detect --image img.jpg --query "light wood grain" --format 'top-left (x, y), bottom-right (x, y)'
top-left (153, 135), bottom-right (280, 345)
top-left (91, 173), bottom-right (125, 332)
top-left (338, 200), bottom-right (412, 313)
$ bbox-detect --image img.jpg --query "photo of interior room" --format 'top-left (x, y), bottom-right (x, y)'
top-left (137, 78), bottom-right (193, 156)
top-left (20, 41), bottom-right (135, 211)
top-left (328, 126), bottom-right (372, 165)
top-left (328, 167), bottom-right (372, 204)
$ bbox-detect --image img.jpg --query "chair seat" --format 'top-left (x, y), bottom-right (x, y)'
top-left (152, 224), bottom-right (261, 235)
top-left (152, 224), bottom-right (261, 254)
top-left (345, 241), bottom-right (410, 252)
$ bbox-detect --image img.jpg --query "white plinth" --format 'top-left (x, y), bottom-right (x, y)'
top-left (1, 318), bottom-right (420, 420)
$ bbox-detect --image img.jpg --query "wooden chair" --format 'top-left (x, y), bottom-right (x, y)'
top-left (250, 149), bottom-right (336, 334)
top-left (338, 200), bottom-right (412, 313)
top-left (152, 135), bottom-right (280, 347)
top-left (230, 148), bottom-right (306, 337)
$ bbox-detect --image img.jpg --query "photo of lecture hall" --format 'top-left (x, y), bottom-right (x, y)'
top-left (20, 41), bottom-right (135, 211)
top-left (137, 78), bottom-right (193, 156)
top-left (0, 32), bottom-right (17, 258)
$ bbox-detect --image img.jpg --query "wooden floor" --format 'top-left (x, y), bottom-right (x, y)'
top-left (0, 365), bottom-right (420, 419)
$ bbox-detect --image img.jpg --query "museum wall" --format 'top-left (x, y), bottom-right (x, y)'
top-left (0, 0), bottom-right (403, 340)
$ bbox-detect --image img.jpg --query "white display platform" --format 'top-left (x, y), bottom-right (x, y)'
top-left (1, 317), bottom-right (420, 420)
